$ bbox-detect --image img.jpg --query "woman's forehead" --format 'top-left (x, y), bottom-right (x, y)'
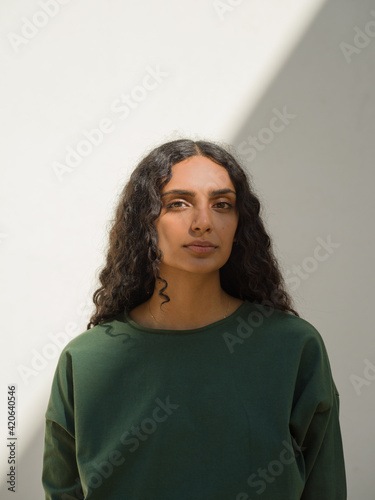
top-left (163, 156), bottom-right (235, 192)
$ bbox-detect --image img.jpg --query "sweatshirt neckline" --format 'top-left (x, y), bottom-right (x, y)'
top-left (121, 300), bottom-right (251, 335)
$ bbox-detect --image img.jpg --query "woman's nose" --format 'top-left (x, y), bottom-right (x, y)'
top-left (191, 206), bottom-right (213, 233)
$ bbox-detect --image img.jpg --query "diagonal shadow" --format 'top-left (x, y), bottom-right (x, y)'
top-left (231, 1), bottom-right (374, 499)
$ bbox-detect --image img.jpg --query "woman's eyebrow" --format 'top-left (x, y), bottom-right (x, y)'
top-left (161, 189), bottom-right (236, 197)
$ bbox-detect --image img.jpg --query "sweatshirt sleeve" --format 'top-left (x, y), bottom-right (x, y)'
top-left (289, 329), bottom-right (347, 499)
top-left (41, 349), bottom-right (83, 500)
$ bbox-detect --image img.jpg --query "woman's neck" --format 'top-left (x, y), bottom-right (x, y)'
top-left (146, 269), bottom-right (236, 330)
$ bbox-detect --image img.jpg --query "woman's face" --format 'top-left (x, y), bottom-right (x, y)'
top-left (154, 155), bottom-right (239, 276)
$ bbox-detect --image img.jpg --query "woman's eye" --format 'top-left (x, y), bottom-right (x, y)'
top-left (166, 201), bottom-right (187, 209)
top-left (214, 201), bottom-right (233, 209)
top-left (165, 200), bottom-right (234, 209)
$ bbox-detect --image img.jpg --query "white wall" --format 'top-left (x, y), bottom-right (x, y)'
top-left (0, 0), bottom-right (374, 497)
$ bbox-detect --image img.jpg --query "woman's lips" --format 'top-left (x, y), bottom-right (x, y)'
top-left (184, 245), bottom-right (216, 254)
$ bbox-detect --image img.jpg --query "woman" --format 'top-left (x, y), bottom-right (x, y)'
top-left (42, 139), bottom-right (346, 499)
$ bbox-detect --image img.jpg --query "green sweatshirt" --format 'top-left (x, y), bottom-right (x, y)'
top-left (42, 300), bottom-right (346, 499)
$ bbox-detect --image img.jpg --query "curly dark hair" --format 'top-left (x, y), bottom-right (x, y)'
top-left (87, 138), bottom-right (298, 329)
